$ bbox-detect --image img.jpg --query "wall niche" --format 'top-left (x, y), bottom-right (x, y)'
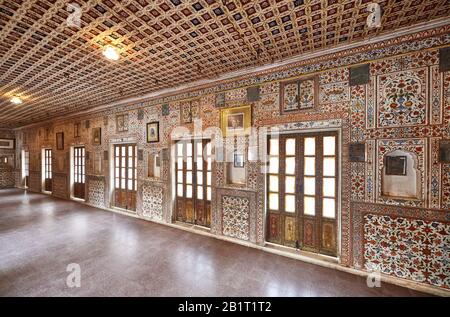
top-left (147, 152), bottom-right (161, 179)
top-left (381, 150), bottom-right (421, 199)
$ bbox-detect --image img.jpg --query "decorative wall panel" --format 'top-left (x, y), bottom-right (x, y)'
top-left (222, 195), bottom-right (250, 241)
top-left (377, 68), bottom-right (428, 127)
top-left (364, 213), bottom-right (449, 289)
top-left (87, 177), bottom-right (105, 209)
top-left (142, 183), bottom-right (164, 221)
top-left (52, 173), bottom-right (68, 199)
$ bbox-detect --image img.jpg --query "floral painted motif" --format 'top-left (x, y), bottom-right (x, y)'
top-left (142, 184), bottom-right (163, 221)
top-left (222, 195), bottom-right (250, 241)
top-left (377, 68), bottom-right (428, 127)
top-left (364, 214), bottom-right (450, 289)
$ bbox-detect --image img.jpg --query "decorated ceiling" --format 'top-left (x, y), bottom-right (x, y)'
top-left (1, 0), bottom-right (449, 128)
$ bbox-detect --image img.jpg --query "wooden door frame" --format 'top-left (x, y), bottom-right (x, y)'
top-left (263, 128), bottom-right (342, 259)
top-left (110, 142), bottom-right (137, 212)
top-left (70, 145), bottom-right (86, 201)
top-left (171, 136), bottom-right (212, 227)
top-left (41, 147), bottom-right (52, 194)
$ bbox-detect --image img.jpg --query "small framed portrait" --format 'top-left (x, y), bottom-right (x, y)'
top-left (56, 132), bottom-right (64, 150)
top-left (146, 122), bottom-right (159, 143)
top-left (234, 153), bottom-right (244, 168)
top-left (220, 105), bottom-right (252, 137)
top-left (385, 156), bottom-right (407, 175)
top-left (0, 138), bottom-right (14, 149)
top-left (92, 127), bottom-right (101, 145)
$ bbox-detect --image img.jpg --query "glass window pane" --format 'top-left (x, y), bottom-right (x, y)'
top-left (285, 176), bottom-right (295, 193)
top-left (177, 184), bottom-right (183, 197)
top-left (186, 143), bottom-right (192, 157)
top-left (115, 147), bottom-right (119, 156)
top-left (128, 179), bottom-right (133, 190)
top-left (269, 156), bottom-right (279, 173)
top-left (121, 178), bottom-right (125, 189)
top-left (269, 138), bottom-right (279, 155)
top-left (177, 143), bottom-right (183, 156)
top-left (207, 172), bottom-right (211, 185)
top-left (197, 172), bottom-right (203, 184)
top-left (323, 198), bottom-right (335, 218)
top-left (128, 146), bottom-right (133, 156)
top-left (196, 159), bottom-right (203, 170)
top-left (177, 157), bottom-right (183, 169)
top-left (121, 147), bottom-right (125, 156)
top-left (304, 177), bottom-right (315, 195)
top-left (187, 157), bottom-right (192, 170)
top-left (197, 186), bottom-right (203, 199)
top-left (207, 158), bottom-right (211, 171)
top-left (304, 197), bottom-right (315, 215)
top-left (186, 185), bottom-right (192, 198)
top-left (269, 175), bottom-right (278, 192)
top-left (285, 195), bottom-right (295, 212)
top-left (323, 158), bottom-right (335, 176)
top-left (286, 138), bottom-right (296, 155)
top-left (304, 157), bottom-right (315, 176)
top-left (177, 171), bottom-right (183, 183)
top-left (207, 187), bottom-right (211, 201)
top-left (285, 157), bottom-right (295, 174)
top-left (206, 142), bottom-right (211, 156)
top-left (186, 171), bottom-right (192, 184)
top-left (115, 178), bottom-right (119, 188)
top-left (196, 142), bottom-right (203, 156)
top-left (269, 193), bottom-right (279, 210)
top-left (304, 137), bottom-right (315, 155)
top-left (323, 178), bottom-right (335, 197)
top-left (323, 136), bottom-right (336, 156)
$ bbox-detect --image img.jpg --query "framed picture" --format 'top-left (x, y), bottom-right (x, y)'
top-left (385, 156), bottom-right (407, 175)
top-left (146, 122), bottom-right (159, 143)
top-left (439, 140), bottom-right (450, 163)
top-left (56, 132), bottom-right (64, 150)
top-left (220, 105), bottom-right (252, 137)
top-left (116, 114), bottom-right (129, 132)
top-left (92, 127), bottom-right (101, 145)
top-left (234, 153), bottom-right (244, 168)
top-left (0, 138), bottom-right (14, 149)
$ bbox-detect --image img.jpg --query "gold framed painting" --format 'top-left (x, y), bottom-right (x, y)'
top-left (92, 127), bottom-right (101, 145)
top-left (220, 105), bottom-right (252, 137)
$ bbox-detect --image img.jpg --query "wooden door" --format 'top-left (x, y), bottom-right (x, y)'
top-left (73, 146), bottom-right (85, 200)
top-left (44, 149), bottom-right (52, 192)
top-left (175, 139), bottom-right (212, 227)
top-left (266, 132), bottom-right (338, 256)
top-left (114, 144), bottom-right (137, 211)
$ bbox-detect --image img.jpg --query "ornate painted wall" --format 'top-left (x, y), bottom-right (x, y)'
top-left (0, 130), bottom-right (16, 188)
top-left (10, 26), bottom-right (450, 291)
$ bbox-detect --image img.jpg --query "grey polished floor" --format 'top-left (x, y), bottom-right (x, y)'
top-left (0, 189), bottom-right (429, 297)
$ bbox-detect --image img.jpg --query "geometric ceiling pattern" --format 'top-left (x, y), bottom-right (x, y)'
top-left (1, 0), bottom-right (449, 129)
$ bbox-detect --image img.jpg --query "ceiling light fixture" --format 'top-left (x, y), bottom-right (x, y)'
top-left (102, 45), bottom-right (120, 61)
top-left (10, 96), bottom-right (22, 105)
